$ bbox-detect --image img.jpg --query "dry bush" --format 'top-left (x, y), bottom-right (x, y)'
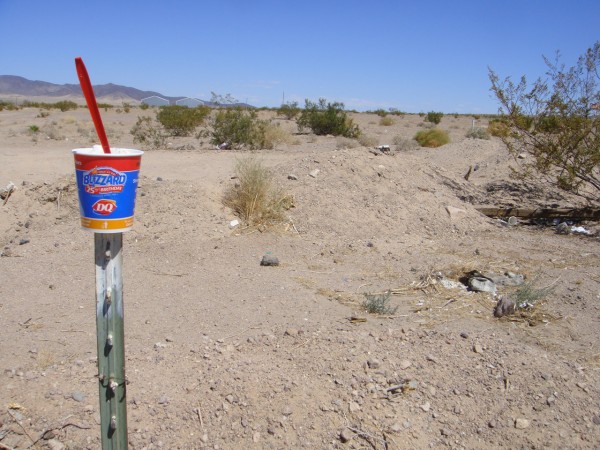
top-left (336, 137), bottom-right (360, 149)
top-left (222, 157), bottom-right (290, 226)
top-left (414, 129), bottom-right (450, 148)
top-left (465, 127), bottom-right (490, 140)
top-left (393, 135), bottom-right (419, 152)
top-left (487, 119), bottom-right (509, 137)
top-left (379, 116), bottom-right (394, 126)
top-left (262, 122), bottom-right (294, 149)
top-left (358, 134), bottom-right (377, 147)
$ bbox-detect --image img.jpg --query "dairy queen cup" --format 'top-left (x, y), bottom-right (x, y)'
top-left (73, 146), bottom-right (143, 233)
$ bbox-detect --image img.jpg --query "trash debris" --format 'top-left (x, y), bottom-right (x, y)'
top-left (216, 142), bottom-right (230, 150)
top-left (571, 226), bottom-right (591, 235)
top-left (376, 145), bottom-right (391, 154)
top-left (468, 276), bottom-right (497, 294)
top-left (229, 219), bottom-right (240, 229)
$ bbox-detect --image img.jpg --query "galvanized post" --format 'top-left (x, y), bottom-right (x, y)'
top-left (95, 232), bottom-right (128, 449)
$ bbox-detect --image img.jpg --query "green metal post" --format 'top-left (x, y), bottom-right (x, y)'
top-left (95, 232), bottom-right (128, 449)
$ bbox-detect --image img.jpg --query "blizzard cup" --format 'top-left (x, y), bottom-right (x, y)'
top-left (73, 146), bottom-right (143, 233)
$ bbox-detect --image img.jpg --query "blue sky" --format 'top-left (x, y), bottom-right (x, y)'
top-left (1, 0), bottom-right (598, 113)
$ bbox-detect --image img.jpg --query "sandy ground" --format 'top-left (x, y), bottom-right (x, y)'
top-left (0, 106), bottom-right (599, 449)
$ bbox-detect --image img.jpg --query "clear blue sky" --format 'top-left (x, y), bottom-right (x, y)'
top-left (1, 0), bottom-right (598, 113)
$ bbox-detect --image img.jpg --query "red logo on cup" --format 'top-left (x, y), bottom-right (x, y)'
top-left (92, 199), bottom-right (117, 215)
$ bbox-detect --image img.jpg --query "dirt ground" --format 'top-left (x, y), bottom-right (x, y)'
top-left (0, 105), bottom-right (599, 449)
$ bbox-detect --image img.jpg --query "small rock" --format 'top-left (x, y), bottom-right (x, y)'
top-left (47, 440), bottom-right (66, 450)
top-left (252, 431), bottom-right (261, 443)
top-left (287, 174), bottom-right (298, 180)
top-left (260, 254), bottom-right (279, 266)
top-left (390, 422), bottom-right (402, 432)
top-left (425, 354), bottom-right (438, 364)
top-left (200, 434), bottom-right (209, 443)
top-left (42, 430), bottom-right (56, 440)
top-left (473, 342), bottom-right (483, 354)
top-left (284, 328), bottom-right (299, 337)
top-left (515, 418), bottom-right (530, 429)
top-left (469, 276), bottom-right (496, 294)
top-left (420, 402), bottom-right (431, 412)
top-left (157, 396), bottom-right (170, 405)
top-left (71, 392), bottom-right (85, 402)
top-left (309, 169), bottom-right (320, 178)
top-left (592, 415), bottom-right (600, 425)
top-left (19, 238), bottom-right (30, 245)
top-left (349, 401), bottom-right (361, 413)
top-left (441, 428), bottom-right (452, 437)
top-left (556, 222), bottom-right (571, 235)
top-left (488, 419), bottom-right (497, 428)
top-left (156, 177), bottom-right (163, 181)
top-left (546, 396), bottom-right (556, 406)
top-left (282, 406), bottom-right (292, 416)
top-left (517, 153), bottom-right (527, 159)
top-left (367, 359), bottom-right (381, 369)
top-left (445, 206), bottom-right (467, 220)
top-left (339, 428), bottom-right (353, 443)
top-left (494, 296), bottom-right (516, 318)
top-left (399, 360), bottom-right (412, 370)
top-left (460, 331), bottom-right (469, 339)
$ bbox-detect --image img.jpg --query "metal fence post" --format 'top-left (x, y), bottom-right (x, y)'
top-left (95, 232), bottom-right (128, 449)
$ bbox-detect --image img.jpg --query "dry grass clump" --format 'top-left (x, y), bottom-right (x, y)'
top-left (487, 119), bottom-right (510, 138)
top-left (336, 137), bottom-right (360, 149)
top-left (222, 157), bottom-right (290, 226)
top-left (263, 122), bottom-right (294, 149)
top-left (414, 129), bottom-right (450, 148)
top-left (379, 116), bottom-right (394, 126)
top-left (358, 134), bottom-right (378, 147)
top-left (392, 135), bottom-right (419, 152)
top-left (465, 127), bottom-right (490, 140)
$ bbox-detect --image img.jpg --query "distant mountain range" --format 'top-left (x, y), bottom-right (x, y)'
top-left (0, 75), bottom-right (249, 107)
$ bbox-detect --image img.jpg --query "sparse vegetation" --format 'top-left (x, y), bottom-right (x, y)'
top-left (28, 125), bottom-right (39, 133)
top-left (262, 122), bottom-right (294, 149)
top-left (211, 108), bottom-right (270, 149)
top-left (222, 157), bottom-right (291, 226)
top-left (23, 100), bottom-right (78, 112)
top-left (363, 290), bottom-right (398, 315)
top-left (487, 119), bottom-right (510, 137)
top-left (379, 116), bottom-right (394, 126)
top-left (156, 105), bottom-right (210, 137)
top-left (278, 101), bottom-right (300, 120)
top-left (465, 127), bottom-right (490, 140)
top-left (296, 98), bottom-right (360, 138)
top-left (130, 116), bottom-right (167, 149)
top-left (358, 134), bottom-right (377, 147)
top-left (425, 111), bottom-right (444, 125)
top-left (489, 41), bottom-right (600, 199)
top-left (414, 129), bottom-right (450, 148)
top-left (393, 135), bottom-right (419, 152)
top-left (511, 275), bottom-right (555, 309)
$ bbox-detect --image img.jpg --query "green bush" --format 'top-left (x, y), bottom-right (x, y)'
top-left (296, 98), bottom-right (360, 138)
top-left (140, 103), bottom-right (150, 110)
top-left (414, 129), bottom-right (450, 147)
top-left (425, 111), bottom-right (443, 124)
top-left (22, 100), bottom-right (78, 111)
top-left (29, 125), bottom-right (39, 133)
top-left (488, 119), bottom-right (510, 137)
top-left (130, 116), bottom-right (167, 149)
top-left (373, 109), bottom-right (388, 117)
top-left (211, 108), bottom-right (269, 149)
top-left (363, 290), bottom-right (398, 315)
top-left (0, 101), bottom-right (19, 111)
top-left (156, 105), bottom-right (210, 137)
top-left (278, 101), bottom-right (300, 119)
top-left (465, 127), bottom-right (490, 140)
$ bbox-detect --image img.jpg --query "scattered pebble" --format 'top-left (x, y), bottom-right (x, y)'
top-left (71, 392), bottom-right (85, 402)
top-left (473, 343), bottom-right (483, 354)
top-left (339, 428), bottom-right (353, 443)
top-left (515, 418), bottom-right (530, 429)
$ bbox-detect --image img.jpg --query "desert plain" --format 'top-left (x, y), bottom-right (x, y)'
top-left (0, 103), bottom-right (599, 449)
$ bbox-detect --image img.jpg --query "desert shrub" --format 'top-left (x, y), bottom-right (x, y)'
top-left (222, 157), bottom-right (290, 226)
top-left (379, 116), bottom-right (394, 126)
top-left (414, 129), bottom-right (450, 147)
top-left (465, 127), bottom-right (490, 140)
top-left (511, 275), bottom-right (555, 309)
top-left (140, 103), bottom-right (149, 110)
top-left (262, 122), bottom-right (294, 149)
top-left (28, 125), bottom-right (39, 133)
top-left (358, 134), bottom-right (377, 147)
top-left (425, 111), bottom-right (444, 124)
top-left (278, 101), bottom-right (300, 119)
top-left (488, 119), bottom-right (510, 137)
top-left (363, 290), bottom-right (398, 315)
top-left (0, 101), bottom-right (19, 111)
top-left (122, 102), bottom-right (131, 113)
top-left (211, 108), bottom-right (270, 149)
top-left (336, 137), bottom-right (359, 149)
top-left (393, 135), bottom-right (419, 152)
top-left (156, 105), bottom-right (210, 137)
top-left (130, 116), bottom-right (167, 149)
top-left (373, 109), bottom-right (388, 117)
top-left (418, 121), bottom-right (435, 129)
top-left (37, 110), bottom-right (50, 118)
top-left (296, 98), bottom-right (360, 138)
top-left (489, 41), bottom-right (600, 199)
top-left (55, 100), bottom-right (78, 112)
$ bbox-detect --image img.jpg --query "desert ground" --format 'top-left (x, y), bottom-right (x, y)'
top-left (0, 103), bottom-right (599, 449)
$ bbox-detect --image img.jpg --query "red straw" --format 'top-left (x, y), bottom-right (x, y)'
top-left (75, 57), bottom-right (111, 154)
